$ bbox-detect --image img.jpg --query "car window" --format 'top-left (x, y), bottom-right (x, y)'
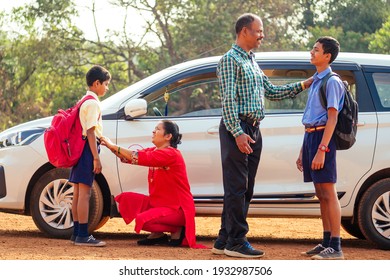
top-left (141, 67), bottom-right (358, 117)
top-left (144, 73), bottom-right (221, 117)
top-left (262, 69), bottom-right (312, 114)
top-left (263, 68), bottom-right (357, 114)
top-left (372, 73), bottom-right (390, 108)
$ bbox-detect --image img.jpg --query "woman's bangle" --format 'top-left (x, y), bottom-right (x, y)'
top-left (117, 146), bottom-right (121, 155)
top-left (301, 81), bottom-right (305, 90)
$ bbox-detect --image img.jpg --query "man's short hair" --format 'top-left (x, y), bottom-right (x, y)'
top-left (235, 13), bottom-right (259, 34)
top-left (316, 36), bottom-right (340, 64)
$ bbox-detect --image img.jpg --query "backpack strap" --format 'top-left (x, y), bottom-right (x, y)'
top-left (319, 72), bottom-right (341, 109)
top-left (76, 95), bottom-right (97, 110)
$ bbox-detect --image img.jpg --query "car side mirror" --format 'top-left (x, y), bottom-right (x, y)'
top-left (124, 99), bottom-right (147, 119)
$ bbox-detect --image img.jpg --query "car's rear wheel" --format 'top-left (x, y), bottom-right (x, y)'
top-left (358, 178), bottom-right (390, 249)
top-left (30, 168), bottom-right (104, 238)
top-left (341, 218), bottom-right (365, 239)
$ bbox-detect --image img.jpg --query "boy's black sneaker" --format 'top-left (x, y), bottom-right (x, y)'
top-left (211, 239), bottom-right (226, 255)
top-left (75, 235), bottom-right (106, 247)
top-left (70, 234), bottom-right (76, 244)
top-left (224, 241), bottom-right (265, 258)
top-left (311, 247), bottom-right (344, 260)
top-left (301, 244), bottom-right (326, 256)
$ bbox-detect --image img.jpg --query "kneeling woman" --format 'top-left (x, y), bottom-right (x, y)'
top-left (101, 120), bottom-right (202, 248)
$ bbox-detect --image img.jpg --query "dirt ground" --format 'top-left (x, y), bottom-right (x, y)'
top-left (0, 212), bottom-right (389, 260)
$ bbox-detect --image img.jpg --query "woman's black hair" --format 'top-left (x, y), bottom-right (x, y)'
top-left (162, 120), bottom-right (182, 148)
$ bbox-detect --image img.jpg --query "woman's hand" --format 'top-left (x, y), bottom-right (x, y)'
top-left (100, 136), bottom-right (114, 149)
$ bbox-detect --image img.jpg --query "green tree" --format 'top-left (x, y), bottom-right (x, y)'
top-left (299, 0), bottom-right (390, 52)
top-left (0, 0), bottom-right (87, 129)
top-left (369, 16), bottom-right (390, 54)
top-left (327, 0), bottom-right (389, 34)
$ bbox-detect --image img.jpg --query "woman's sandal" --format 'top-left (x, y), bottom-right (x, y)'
top-left (168, 227), bottom-right (185, 247)
top-left (137, 234), bottom-right (169, 246)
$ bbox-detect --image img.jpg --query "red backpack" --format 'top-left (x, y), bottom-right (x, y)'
top-left (44, 95), bottom-right (96, 168)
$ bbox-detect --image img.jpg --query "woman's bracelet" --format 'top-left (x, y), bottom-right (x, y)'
top-left (117, 146), bottom-right (121, 155)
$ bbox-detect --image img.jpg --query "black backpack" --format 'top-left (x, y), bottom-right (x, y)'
top-left (319, 72), bottom-right (358, 150)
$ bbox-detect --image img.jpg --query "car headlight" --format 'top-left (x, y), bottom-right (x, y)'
top-left (0, 128), bottom-right (45, 148)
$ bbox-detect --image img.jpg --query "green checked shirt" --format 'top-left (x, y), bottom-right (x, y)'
top-left (217, 44), bottom-right (304, 137)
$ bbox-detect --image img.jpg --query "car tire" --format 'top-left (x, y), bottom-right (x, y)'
top-left (341, 218), bottom-right (365, 240)
top-left (357, 178), bottom-right (390, 249)
top-left (30, 168), bottom-right (104, 238)
top-left (95, 216), bottom-right (110, 230)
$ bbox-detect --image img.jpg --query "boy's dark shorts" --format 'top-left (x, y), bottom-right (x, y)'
top-left (69, 142), bottom-right (100, 187)
top-left (302, 130), bottom-right (337, 184)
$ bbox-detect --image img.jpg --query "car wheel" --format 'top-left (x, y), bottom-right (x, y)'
top-left (341, 218), bottom-right (365, 239)
top-left (357, 178), bottom-right (390, 249)
top-left (95, 216), bottom-right (110, 230)
top-left (30, 168), bottom-right (104, 238)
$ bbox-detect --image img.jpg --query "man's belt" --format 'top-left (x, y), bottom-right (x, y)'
top-left (239, 114), bottom-right (259, 127)
top-left (305, 125), bottom-right (326, 133)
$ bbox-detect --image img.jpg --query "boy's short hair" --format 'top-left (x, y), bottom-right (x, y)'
top-left (316, 36), bottom-right (340, 64)
top-left (86, 65), bottom-right (111, 87)
top-left (235, 13), bottom-right (259, 34)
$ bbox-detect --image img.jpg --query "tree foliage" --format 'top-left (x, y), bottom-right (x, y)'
top-left (0, 0), bottom-right (389, 130)
top-left (369, 16), bottom-right (390, 54)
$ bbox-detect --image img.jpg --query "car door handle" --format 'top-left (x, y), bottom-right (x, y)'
top-left (207, 126), bottom-right (219, 135)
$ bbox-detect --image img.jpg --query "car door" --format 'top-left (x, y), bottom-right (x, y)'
top-left (250, 61), bottom-right (377, 213)
top-left (115, 67), bottom-right (224, 197)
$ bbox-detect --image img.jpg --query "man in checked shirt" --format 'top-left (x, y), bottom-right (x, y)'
top-left (212, 13), bottom-right (313, 258)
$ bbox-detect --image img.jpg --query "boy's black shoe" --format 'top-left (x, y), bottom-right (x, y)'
top-left (301, 244), bottom-right (326, 256)
top-left (224, 241), bottom-right (265, 258)
top-left (311, 247), bottom-right (345, 260)
top-left (74, 235), bottom-right (106, 247)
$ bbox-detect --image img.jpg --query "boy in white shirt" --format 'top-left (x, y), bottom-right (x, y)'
top-left (69, 65), bottom-right (111, 246)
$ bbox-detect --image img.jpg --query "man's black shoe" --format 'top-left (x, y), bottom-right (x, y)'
top-left (224, 241), bottom-right (265, 258)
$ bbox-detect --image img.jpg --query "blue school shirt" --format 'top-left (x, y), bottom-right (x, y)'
top-left (302, 67), bottom-right (345, 127)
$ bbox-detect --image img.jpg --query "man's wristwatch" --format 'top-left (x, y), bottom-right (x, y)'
top-left (318, 144), bottom-right (330, 152)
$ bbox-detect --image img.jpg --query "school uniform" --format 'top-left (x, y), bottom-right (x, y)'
top-left (301, 67), bottom-right (345, 183)
top-left (69, 91), bottom-right (102, 187)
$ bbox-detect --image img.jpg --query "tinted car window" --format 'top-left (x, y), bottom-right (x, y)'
top-left (373, 73), bottom-right (390, 108)
top-left (147, 78), bottom-right (221, 117)
top-left (143, 73), bottom-right (221, 117)
top-left (141, 66), bottom-right (358, 117)
top-left (263, 68), bottom-right (357, 114)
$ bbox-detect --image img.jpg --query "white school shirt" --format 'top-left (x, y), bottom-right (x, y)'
top-left (79, 91), bottom-right (103, 139)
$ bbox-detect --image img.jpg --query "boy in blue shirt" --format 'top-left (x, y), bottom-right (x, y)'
top-left (296, 37), bottom-right (345, 260)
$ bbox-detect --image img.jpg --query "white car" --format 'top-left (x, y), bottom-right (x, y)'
top-left (0, 52), bottom-right (389, 249)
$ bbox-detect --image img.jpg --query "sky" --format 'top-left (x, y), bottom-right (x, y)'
top-left (2, 0), bottom-right (145, 41)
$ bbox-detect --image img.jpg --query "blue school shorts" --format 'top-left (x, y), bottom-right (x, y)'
top-left (69, 141), bottom-right (100, 187)
top-left (302, 130), bottom-right (337, 184)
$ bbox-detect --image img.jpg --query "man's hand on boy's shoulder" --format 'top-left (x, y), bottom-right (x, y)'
top-left (303, 76), bottom-right (314, 89)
